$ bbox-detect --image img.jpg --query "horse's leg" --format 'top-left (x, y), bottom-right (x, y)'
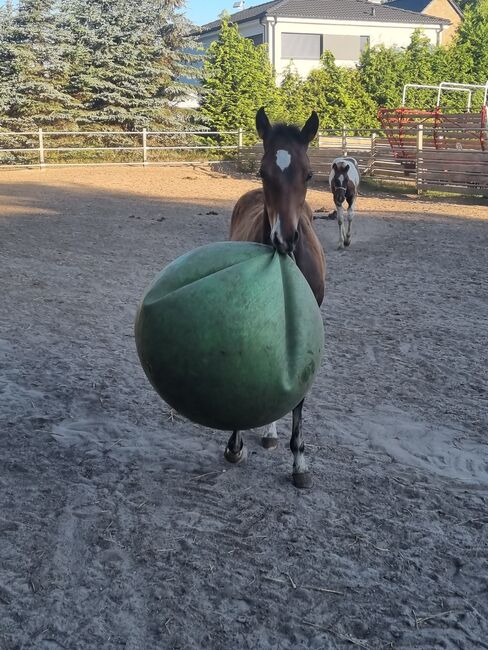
top-left (336, 204), bottom-right (345, 249)
top-left (225, 430), bottom-right (247, 464)
top-left (344, 195), bottom-right (355, 247)
top-left (262, 421), bottom-right (278, 449)
top-left (290, 399), bottom-right (312, 488)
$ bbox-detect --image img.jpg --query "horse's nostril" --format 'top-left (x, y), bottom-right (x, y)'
top-left (293, 230), bottom-right (299, 244)
top-left (272, 232), bottom-right (282, 250)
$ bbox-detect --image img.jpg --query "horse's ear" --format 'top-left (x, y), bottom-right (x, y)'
top-left (332, 162), bottom-right (338, 171)
top-left (256, 107), bottom-right (271, 141)
top-left (300, 111), bottom-right (319, 145)
top-left (344, 164), bottom-right (350, 173)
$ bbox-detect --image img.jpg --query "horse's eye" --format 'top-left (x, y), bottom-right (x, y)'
top-left (306, 172), bottom-right (313, 181)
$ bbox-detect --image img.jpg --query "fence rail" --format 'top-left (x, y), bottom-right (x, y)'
top-left (0, 128), bottom-right (242, 167)
top-left (1, 125), bottom-right (487, 196)
top-left (239, 125), bottom-right (488, 196)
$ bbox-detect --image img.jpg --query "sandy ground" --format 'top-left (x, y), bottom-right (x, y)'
top-left (1, 165), bottom-right (488, 650)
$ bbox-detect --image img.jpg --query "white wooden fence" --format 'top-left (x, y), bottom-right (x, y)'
top-left (239, 125), bottom-right (488, 196)
top-left (0, 128), bottom-right (243, 167)
top-left (1, 125), bottom-right (487, 197)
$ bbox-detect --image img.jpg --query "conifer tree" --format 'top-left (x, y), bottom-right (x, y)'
top-left (62, 0), bottom-right (199, 129)
top-left (303, 52), bottom-right (377, 129)
top-left (0, 0), bottom-right (74, 130)
top-left (402, 31), bottom-right (439, 108)
top-left (358, 43), bottom-right (405, 108)
top-left (0, 2), bottom-right (16, 125)
top-left (453, 0), bottom-right (488, 82)
top-left (199, 20), bottom-right (279, 145)
top-left (276, 64), bottom-right (309, 126)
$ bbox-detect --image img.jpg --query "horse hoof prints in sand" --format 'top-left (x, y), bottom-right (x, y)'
top-left (229, 107), bottom-right (326, 489)
top-left (329, 156), bottom-right (360, 249)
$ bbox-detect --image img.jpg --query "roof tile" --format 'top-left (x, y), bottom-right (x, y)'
top-left (199, 0), bottom-right (449, 35)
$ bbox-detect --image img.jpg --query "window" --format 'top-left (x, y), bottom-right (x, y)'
top-left (281, 33), bottom-right (322, 60)
top-left (323, 35), bottom-right (368, 61)
top-left (360, 36), bottom-right (370, 52)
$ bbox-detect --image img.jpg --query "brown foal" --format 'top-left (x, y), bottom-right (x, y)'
top-left (227, 107), bottom-right (326, 488)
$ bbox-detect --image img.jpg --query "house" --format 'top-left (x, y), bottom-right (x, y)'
top-left (198, 0), bottom-right (451, 80)
top-left (386, 0), bottom-right (462, 43)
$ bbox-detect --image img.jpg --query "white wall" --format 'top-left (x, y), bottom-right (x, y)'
top-left (199, 19), bottom-right (264, 49)
top-left (271, 18), bottom-right (441, 80)
top-left (199, 16), bottom-right (443, 83)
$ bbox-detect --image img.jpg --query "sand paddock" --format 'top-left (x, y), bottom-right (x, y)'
top-left (1, 165), bottom-right (488, 649)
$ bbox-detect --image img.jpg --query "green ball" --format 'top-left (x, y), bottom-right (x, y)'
top-left (135, 242), bottom-right (324, 431)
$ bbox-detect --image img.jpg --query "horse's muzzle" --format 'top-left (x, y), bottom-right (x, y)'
top-left (271, 230), bottom-right (298, 255)
top-left (272, 230), bottom-right (299, 255)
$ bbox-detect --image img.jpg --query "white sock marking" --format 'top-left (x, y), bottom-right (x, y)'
top-left (294, 453), bottom-right (308, 473)
top-left (337, 205), bottom-right (345, 248)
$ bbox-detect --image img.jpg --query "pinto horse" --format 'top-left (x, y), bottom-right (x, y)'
top-left (227, 107), bottom-right (326, 489)
top-left (329, 156), bottom-right (360, 249)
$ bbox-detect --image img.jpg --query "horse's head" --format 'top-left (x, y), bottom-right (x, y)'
top-left (256, 107), bottom-right (319, 255)
top-left (331, 161), bottom-right (351, 206)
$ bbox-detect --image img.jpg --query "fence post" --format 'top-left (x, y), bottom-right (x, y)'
top-left (370, 132), bottom-right (377, 178)
top-left (142, 128), bottom-right (147, 166)
top-left (416, 124), bottom-right (423, 194)
top-left (38, 128), bottom-right (45, 168)
top-left (238, 128), bottom-right (243, 150)
top-left (341, 125), bottom-right (347, 156)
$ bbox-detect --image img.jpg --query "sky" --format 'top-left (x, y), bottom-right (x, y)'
top-left (185, 0), bottom-right (263, 26)
top-left (0, 0), bottom-right (262, 28)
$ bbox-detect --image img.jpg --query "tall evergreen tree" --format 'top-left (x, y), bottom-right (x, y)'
top-left (402, 30), bottom-right (439, 108)
top-left (303, 52), bottom-right (377, 129)
top-left (0, 1), bottom-right (15, 125)
top-left (276, 64), bottom-right (310, 126)
top-left (453, 0), bottom-right (488, 82)
top-left (0, 0), bottom-right (74, 130)
top-left (359, 43), bottom-right (405, 108)
top-left (199, 20), bottom-right (279, 145)
top-left (62, 0), bottom-right (199, 129)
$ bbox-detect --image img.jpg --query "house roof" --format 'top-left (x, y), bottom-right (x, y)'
top-left (269, 0), bottom-right (450, 24)
top-left (387, 0), bottom-right (463, 17)
top-left (199, 0), bottom-right (450, 35)
top-left (199, 1), bottom-right (281, 34)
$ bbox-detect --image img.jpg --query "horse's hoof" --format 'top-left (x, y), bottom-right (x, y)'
top-left (261, 436), bottom-right (278, 450)
top-left (224, 445), bottom-right (248, 464)
top-left (292, 471), bottom-right (313, 489)
top-left (337, 244), bottom-right (344, 250)
top-left (344, 238), bottom-right (351, 247)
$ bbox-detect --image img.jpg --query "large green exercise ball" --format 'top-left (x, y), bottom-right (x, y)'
top-left (134, 242), bottom-right (324, 431)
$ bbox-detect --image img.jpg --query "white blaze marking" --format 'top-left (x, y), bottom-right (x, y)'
top-left (276, 149), bottom-right (291, 171)
top-left (271, 215), bottom-right (284, 244)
